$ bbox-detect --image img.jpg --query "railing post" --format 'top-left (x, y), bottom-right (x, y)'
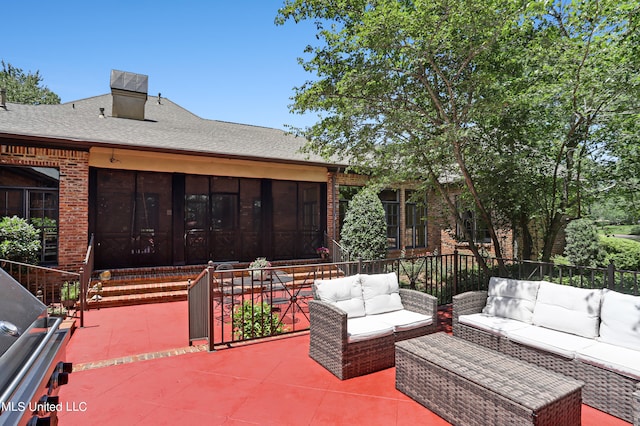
top-left (358, 258), bottom-right (363, 275)
top-left (453, 250), bottom-right (458, 297)
top-left (607, 260), bottom-right (615, 291)
top-left (79, 265), bottom-right (86, 328)
top-left (207, 263), bottom-right (216, 352)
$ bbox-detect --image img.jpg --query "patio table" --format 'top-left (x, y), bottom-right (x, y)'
top-left (395, 333), bottom-right (583, 426)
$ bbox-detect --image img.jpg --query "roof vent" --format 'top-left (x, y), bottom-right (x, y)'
top-left (110, 70), bottom-right (148, 121)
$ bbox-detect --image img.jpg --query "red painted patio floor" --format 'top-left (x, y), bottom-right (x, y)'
top-left (58, 302), bottom-right (630, 425)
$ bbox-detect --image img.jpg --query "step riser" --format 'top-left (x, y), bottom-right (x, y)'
top-left (99, 282), bottom-right (189, 297)
top-left (87, 293), bottom-right (187, 309)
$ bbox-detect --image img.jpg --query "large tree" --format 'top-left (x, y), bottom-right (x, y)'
top-left (277, 0), bottom-right (639, 267)
top-left (0, 61), bottom-right (60, 105)
top-left (515, 1), bottom-right (640, 261)
top-left (277, 0), bottom-right (533, 273)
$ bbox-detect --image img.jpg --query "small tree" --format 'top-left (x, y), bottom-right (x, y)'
top-left (340, 189), bottom-right (387, 260)
top-left (0, 61), bottom-right (60, 105)
top-left (563, 219), bottom-right (605, 268)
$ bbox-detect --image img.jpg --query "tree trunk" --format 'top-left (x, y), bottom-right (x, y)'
top-left (541, 211), bottom-right (566, 262)
top-left (519, 213), bottom-right (533, 260)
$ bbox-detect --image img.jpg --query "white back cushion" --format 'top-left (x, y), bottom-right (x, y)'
top-left (532, 281), bottom-right (602, 338)
top-left (360, 272), bottom-right (404, 315)
top-left (482, 277), bottom-right (540, 323)
top-left (599, 290), bottom-right (640, 351)
top-left (314, 275), bottom-right (365, 318)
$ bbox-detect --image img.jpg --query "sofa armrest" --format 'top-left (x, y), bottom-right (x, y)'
top-left (452, 290), bottom-right (488, 330)
top-left (633, 383), bottom-right (640, 426)
top-left (309, 299), bottom-right (349, 348)
top-left (399, 288), bottom-right (437, 319)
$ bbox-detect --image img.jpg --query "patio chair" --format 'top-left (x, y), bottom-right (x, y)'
top-left (309, 273), bottom-right (438, 380)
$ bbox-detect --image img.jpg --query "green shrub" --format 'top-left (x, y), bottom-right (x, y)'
top-left (60, 281), bottom-right (79, 301)
top-left (0, 216), bottom-right (41, 264)
top-left (630, 225), bottom-right (640, 236)
top-left (232, 301), bottom-right (285, 340)
top-left (550, 255), bottom-right (571, 266)
top-left (564, 219), bottom-right (605, 267)
top-left (340, 188), bottom-right (387, 260)
top-left (600, 236), bottom-right (640, 272)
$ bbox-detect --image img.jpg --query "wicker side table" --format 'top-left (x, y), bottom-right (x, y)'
top-left (396, 333), bottom-right (584, 426)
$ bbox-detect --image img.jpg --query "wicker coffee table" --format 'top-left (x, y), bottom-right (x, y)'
top-left (396, 333), bottom-right (584, 426)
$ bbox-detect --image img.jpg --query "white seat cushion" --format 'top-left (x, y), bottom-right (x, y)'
top-left (506, 325), bottom-right (597, 359)
top-left (346, 316), bottom-right (394, 343)
top-left (598, 289), bottom-right (640, 351)
top-left (482, 277), bottom-right (540, 323)
top-left (576, 341), bottom-right (640, 380)
top-left (360, 272), bottom-right (404, 315)
top-left (314, 275), bottom-right (365, 318)
top-left (532, 281), bottom-right (602, 338)
top-left (373, 309), bottom-right (433, 333)
top-left (458, 313), bottom-right (530, 337)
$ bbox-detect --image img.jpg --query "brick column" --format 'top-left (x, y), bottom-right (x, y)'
top-left (58, 155), bottom-right (89, 272)
top-left (326, 171), bottom-right (337, 242)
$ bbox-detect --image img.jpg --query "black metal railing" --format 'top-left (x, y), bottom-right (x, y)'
top-left (483, 257), bottom-right (639, 295)
top-left (0, 234), bottom-right (95, 325)
top-left (0, 260), bottom-right (80, 315)
top-left (187, 252), bottom-right (639, 347)
top-left (188, 260), bottom-right (352, 349)
top-left (328, 237), bottom-right (350, 263)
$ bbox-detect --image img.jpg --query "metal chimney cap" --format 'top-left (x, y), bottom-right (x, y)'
top-left (110, 70), bottom-right (148, 94)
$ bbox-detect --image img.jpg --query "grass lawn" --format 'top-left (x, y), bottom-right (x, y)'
top-left (597, 224), bottom-right (640, 236)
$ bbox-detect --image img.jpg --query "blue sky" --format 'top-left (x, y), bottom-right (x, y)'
top-left (3, 1), bottom-right (319, 130)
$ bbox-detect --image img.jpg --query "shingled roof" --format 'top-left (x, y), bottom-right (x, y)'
top-left (0, 94), bottom-right (345, 167)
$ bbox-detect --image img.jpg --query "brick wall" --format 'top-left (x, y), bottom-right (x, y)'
top-left (329, 170), bottom-right (515, 260)
top-left (0, 144), bottom-right (89, 272)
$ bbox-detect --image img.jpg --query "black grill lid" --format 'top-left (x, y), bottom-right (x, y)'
top-left (0, 268), bottom-right (47, 356)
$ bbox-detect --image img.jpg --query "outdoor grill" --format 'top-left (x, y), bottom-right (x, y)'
top-left (0, 268), bottom-right (72, 426)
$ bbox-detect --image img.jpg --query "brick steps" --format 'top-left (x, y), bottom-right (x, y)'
top-left (87, 289), bottom-right (188, 309)
top-left (86, 265), bottom-right (200, 309)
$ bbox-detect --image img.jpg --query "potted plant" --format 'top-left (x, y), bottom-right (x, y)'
top-left (316, 247), bottom-right (330, 260)
top-left (60, 281), bottom-right (79, 308)
top-left (249, 257), bottom-right (271, 281)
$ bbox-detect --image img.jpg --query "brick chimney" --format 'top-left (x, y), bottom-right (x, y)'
top-left (110, 70), bottom-right (148, 120)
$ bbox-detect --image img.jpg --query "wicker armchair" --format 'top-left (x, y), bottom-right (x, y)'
top-left (309, 287), bottom-right (438, 380)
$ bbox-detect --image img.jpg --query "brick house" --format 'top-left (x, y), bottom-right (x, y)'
top-left (0, 71), bottom-right (512, 272)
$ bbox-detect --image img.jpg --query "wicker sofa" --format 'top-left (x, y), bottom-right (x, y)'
top-left (309, 272), bottom-right (438, 380)
top-left (453, 277), bottom-right (640, 424)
